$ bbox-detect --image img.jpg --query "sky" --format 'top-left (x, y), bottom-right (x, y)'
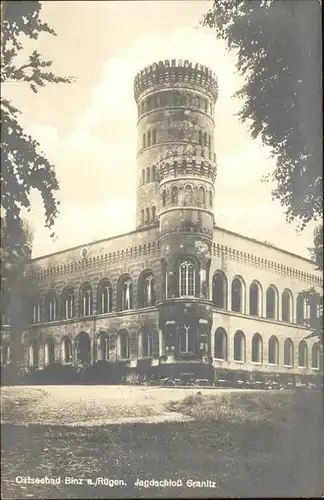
top-left (3, 0), bottom-right (317, 259)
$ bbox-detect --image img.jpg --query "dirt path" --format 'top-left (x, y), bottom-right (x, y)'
top-left (1, 385), bottom-right (242, 426)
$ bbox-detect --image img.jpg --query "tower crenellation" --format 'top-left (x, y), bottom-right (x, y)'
top-left (134, 59), bottom-right (218, 103)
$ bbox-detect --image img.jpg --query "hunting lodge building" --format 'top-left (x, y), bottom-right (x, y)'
top-left (1, 60), bottom-right (323, 384)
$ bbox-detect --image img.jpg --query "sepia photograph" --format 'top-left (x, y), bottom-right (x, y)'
top-left (1, 0), bottom-right (323, 498)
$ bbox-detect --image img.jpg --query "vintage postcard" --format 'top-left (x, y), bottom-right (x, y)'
top-left (1, 0), bottom-right (323, 498)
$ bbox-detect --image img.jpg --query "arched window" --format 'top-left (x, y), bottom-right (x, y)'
top-left (252, 333), bottom-right (263, 363)
top-left (44, 337), bottom-right (55, 365)
top-left (266, 286), bottom-right (277, 319)
top-left (199, 130), bottom-right (203, 145)
top-left (214, 328), bottom-right (227, 360)
top-left (231, 278), bottom-right (244, 313)
top-left (146, 167), bottom-right (150, 183)
top-left (282, 289), bottom-right (292, 322)
top-left (62, 287), bottom-right (74, 319)
top-left (147, 131), bottom-right (151, 147)
top-left (145, 207), bottom-right (150, 224)
top-left (151, 165), bottom-right (156, 181)
top-left (29, 339), bottom-right (39, 368)
top-left (204, 98), bottom-right (208, 112)
top-left (152, 206), bottom-right (156, 222)
top-left (296, 293), bottom-right (304, 325)
top-left (162, 189), bottom-right (167, 207)
top-left (97, 332), bottom-right (109, 361)
top-left (234, 330), bottom-right (245, 361)
top-left (142, 330), bottom-right (153, 357)
top-left (209, 190), bottom-right (213, 207)
top-left (284, 338), bottom-right (294, 367)
top-left (184, 185), bottom-right (193, 206)
top-left (46, 291), bottom-right (58, 322)
top-left (249, 283), bottom-right (261, 317)
top-left (80, 284), bottom-right (93, 317)
top-left (198, 186), bottom-right (206, 207)
top-left (32, 303), bottom-right (41, 323)
top-left (162, 259), bottom-right (168, 300)
top-left (179, 325), bottom-right (194, 353)
top-left (208, 134), bottom-right (211, 150)
top-left (152, 129), bottom-right (156, 144)
top-left (179, 260), bottom-right (195, 297)
top-left (144, 275), bottom-right (156, 307)
top-left (142, 133), bottom-right (146, 148)
top-left (118, 329), bottom-right (130, 359)
top-left (98, 280), bottom-right (112, 314)
top-left (196, 96), bottom-right (201, 108)
top-left (298, 340), bottom-right (308, 368)
top-left (142, 169), bottom-right (145, 184)
top-left (1, 343), bottom-right (11, 365)
top-left (61, 336), bottom-right (72, 364)
top-left (75, 332), bottom-right (91, 364)
top-left (141, 208), bottom-right (144, 225)
top-left (171, 185), bottom-right (178, 204)
top-left (117, 276), bottom-right (133, 311)
top-left (203, 132), bottom-right (207, 147)
top-left (268, 336), bottom-right (279, 365)
top-left (212, 271), bottom-right (227, 309)
top-left (312, 343), bottom-right (320, 369)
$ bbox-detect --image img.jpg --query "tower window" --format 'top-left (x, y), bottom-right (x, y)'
top-left (199, 130), bottom-right (203, 146)
top-left (179, 260), bottom-right (195, 297)
top-left (142, 134), bottom-right (146, 148)
top-left (162, 189), bottom-right (167, 207)
top-left (151, 165), bottom-right (156, 181)
top-left (171, 185), bottom-right (178, 204)
top-left (147, 131), bottom-right (151, 147)
top-left (152, 206), bottom-right (156, 222)
top-left (146, 167), bottom-right (150, 183)
top-left (179, 325), bottom-right (194, 353)
top-left (141, 209), bottom-right (144, 226)
top-left (203, 132), bottom-right (207, 147)
top-left (142, 169), bottom-right (145, 184)
top-left (209, 190), bottom-right (213, 207)
top-left (198, 186), bottom-right (206, 207)
top-left (152, 129), bottom-right (156, 144)
top-left (146, 207), bottom-right (150, 224)
top-left (184, 185), bottom-right (193, 206)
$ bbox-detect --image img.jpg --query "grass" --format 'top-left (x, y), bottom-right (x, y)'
top-left (1, 388), bottom-right (323, 499)
top-left (167, 390), bottom-right (299, 424)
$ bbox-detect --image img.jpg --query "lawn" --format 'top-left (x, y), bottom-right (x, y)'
top-left (1, 386), bottom-right (323, 499)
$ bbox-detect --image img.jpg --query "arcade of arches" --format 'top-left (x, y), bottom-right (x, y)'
top-left (213, 327), bottom-right (321, 369)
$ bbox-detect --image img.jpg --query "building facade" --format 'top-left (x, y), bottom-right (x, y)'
top-left (1, 60), bottom-right (323, 384)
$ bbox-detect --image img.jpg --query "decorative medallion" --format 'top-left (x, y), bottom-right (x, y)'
top-left (80, 247), bottom-right (90, 259)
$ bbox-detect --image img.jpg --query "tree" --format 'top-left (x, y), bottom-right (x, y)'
top-left (202, 0), bottom-right (322, 229)
top-left (1, 1), bottom-right (73, 376)
top-left (304, 223), bottom-right (323, 344)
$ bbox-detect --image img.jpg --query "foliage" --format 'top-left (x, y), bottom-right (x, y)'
top-left (202, 0), bottom-right (322, 229)
top-left (1, 0), bottom-right (73, 276)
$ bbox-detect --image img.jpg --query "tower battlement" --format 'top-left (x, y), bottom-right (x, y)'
top-left (134, 59), bottom-right (218, 102)
top-left (156, 146), bottom-right (217, 183)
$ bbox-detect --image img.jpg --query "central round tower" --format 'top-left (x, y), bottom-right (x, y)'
top-left (134, 59), bottom-right (218, 368)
